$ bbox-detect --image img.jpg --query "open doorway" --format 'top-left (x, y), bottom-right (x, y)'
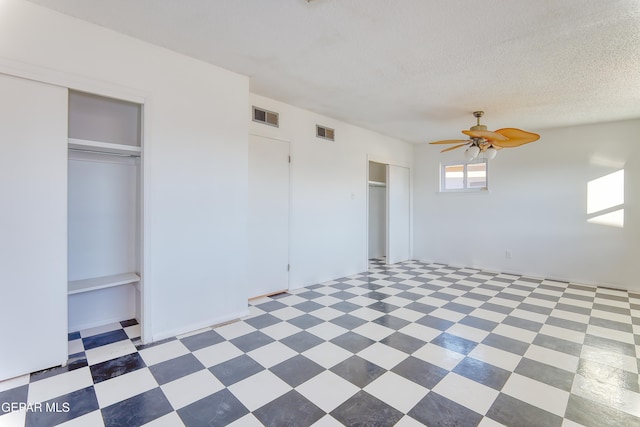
top-left (368, 161), bottom-right (387, 262)
top-left (368, 160), bottom-right (411, 266)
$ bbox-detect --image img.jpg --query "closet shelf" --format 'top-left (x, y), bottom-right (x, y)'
top-left (68, 138), bottom-right (141, 156)
top-left (68, 272), bottom-right (140, 295)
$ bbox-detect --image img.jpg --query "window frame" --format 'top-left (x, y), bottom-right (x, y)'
top-left (439, 159), bottom-right (489, 193)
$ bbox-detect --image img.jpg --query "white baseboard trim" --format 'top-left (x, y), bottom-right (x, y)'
top-left (68, 313), bottom-right (137, 334)
top-left (149, 309), bottom-right (251, 344)
top-left (413, 258), bottom-right (625, 292)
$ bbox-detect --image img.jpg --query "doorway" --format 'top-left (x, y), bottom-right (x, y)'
top-left (368, 162), bottom-right (387, 260)
top-left (368, 161), bottom-right (411, 265)
top-left (248, 134), bottom-right (290, 298)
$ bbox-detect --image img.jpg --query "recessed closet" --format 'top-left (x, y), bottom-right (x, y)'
top-left (67, 91), bottom-right (143, 333)
top-left (367, 160), bottom-right (411, 265)
top-left (368, 161), bottom-right (387, 260)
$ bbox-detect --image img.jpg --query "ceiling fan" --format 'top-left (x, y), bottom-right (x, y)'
top-left (429, 111), bottom-right (540, 161)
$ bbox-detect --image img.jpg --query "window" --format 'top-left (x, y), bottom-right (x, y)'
top-left (440, 159), bottom-right (488, 192)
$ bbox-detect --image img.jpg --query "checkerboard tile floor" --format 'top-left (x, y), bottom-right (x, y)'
top-left (2, 258), bottom-right (640, 426)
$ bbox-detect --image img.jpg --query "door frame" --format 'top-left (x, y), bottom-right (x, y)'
top-left (365, 156), bottom-right (413, 267)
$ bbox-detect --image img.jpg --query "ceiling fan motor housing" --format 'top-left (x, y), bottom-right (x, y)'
top-left (471, 110), bottom-right (486, 131)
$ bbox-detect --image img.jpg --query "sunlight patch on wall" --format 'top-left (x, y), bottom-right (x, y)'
top-left (587, 169), bottom-right (624, 228)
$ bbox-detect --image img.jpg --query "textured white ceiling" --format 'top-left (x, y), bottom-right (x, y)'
top-left (26, 0), bottom-right (640, 143)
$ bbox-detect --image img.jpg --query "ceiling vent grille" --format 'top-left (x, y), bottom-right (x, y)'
top-left (252, 106), bottom-right (279, 127)
top-left (316, 125), bottom-right (335, 141)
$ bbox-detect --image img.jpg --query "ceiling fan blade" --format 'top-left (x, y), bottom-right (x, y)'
top-left (493, 128), bottom-right (540, 147)
top-left (429, 139), bottom-right (469, 145)
top-left (493, 139), bottom-right (536, 148)
top-left (440, 142), bottom-right (470, 153)
top-left (495, 128), bottom-right (540, 140)
top-left (462, 130), bottom-right (508, 141)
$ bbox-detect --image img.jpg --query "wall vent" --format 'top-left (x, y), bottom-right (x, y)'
top-left (252, 106), bottom-right (279, 127)
top-left (316, 125), bottom-right (335, 141)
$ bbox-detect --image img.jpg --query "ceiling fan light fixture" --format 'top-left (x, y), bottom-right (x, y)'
top-left (465, 145), bottom-right (480, 161)
top-left (485, 146), bottom-right (498, 160)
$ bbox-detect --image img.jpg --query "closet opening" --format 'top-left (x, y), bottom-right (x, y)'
top-left (368, 161), bottom-right (387, 263)
top-left (367, 160), bottom-right (411, 266)
top-left (67, 90), bottom-right (143, 336)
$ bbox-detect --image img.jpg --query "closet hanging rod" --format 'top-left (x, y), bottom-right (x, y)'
top-left (68, 147), bottom-right (140, 158)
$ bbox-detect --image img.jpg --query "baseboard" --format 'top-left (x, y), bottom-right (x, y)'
top-left (149, 309), bottom-right (251, 343)
top-left (68, 313), bottom-right (136, 334)
top-left (413, 257), bottom-right (626, 292)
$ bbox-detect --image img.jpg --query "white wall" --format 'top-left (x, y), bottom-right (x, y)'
top-left (68, 153), bottom-right (138, 281)
top-left (0, 0), bottom-right (250, 342)
top-left (249, 94), bottom-right (413, 288)
top-left (414, 119), bottom-right (640, 291)
top-left (69, 286), bottom-right (137, 333)
top-left (68, 91), bottom-right (141, 146)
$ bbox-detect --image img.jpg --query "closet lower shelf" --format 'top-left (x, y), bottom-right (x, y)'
top-left (68, 273), bottom-right (140, 295)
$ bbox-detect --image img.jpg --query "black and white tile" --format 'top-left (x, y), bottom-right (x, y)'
top-left (1, 258), bottom-right (640, 426)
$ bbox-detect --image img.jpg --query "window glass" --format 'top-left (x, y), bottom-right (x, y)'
top-left (444, 164), bottom-right (464, 190)
top-left (441, 160), bottom-right (488, 192)
top-left (466, 162), bottom-right (487, 188)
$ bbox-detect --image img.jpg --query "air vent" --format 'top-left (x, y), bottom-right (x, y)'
top-left (252, 106), bottom-right (279, 127)
top-left (316, 125), bottom-right (335, 141)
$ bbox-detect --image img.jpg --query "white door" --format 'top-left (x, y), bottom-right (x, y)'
top-left (387, 165), bottom-right (411, 264)
top-left (248, 135), bottom-right (290, 298)
top-left (0, 74), bottom-right (68, 380)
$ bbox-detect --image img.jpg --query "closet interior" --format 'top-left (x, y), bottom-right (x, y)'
top-left (368, 161), bottom-right (387, 260)
top-left (67, 90), bottom-right (143, 333)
